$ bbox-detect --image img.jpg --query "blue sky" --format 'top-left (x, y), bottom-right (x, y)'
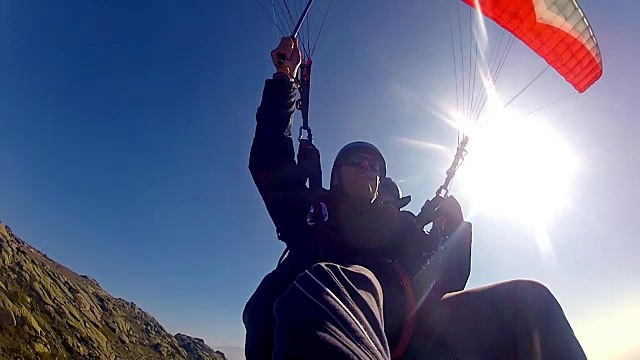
top-left (1, 1), bottom-right (639, 358)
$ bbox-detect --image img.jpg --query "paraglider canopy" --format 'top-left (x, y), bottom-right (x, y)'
top-left (461, 0), bottom-right (603, 93)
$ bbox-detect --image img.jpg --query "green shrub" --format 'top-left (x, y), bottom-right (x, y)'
top-left (8, 288), bottom-right (31, 308)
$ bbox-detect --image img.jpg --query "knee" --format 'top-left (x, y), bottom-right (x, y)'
top-left (308, 263), bottom-right (382, 292)
top-left (305, 262), bottom-right (384, 306)
top-left (503, 279), bottom-right (558, 308)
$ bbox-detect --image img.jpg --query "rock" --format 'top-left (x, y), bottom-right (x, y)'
top-left (0, 246), bottom-right (11, 266)
top-left (67, 336), bottom-right (89, 357)
top-left (106, 319), bottom-right (119, 334)
top-left (33, 342), bottom-right (50, 354)
top-left (152, 342), bottom-right (170, 357)
top-left (34, 283), bottom-right (54, 306)
top-left (175, 333), bottom-right (227, 360)
top-left (0, 224), bottom-right (10, 240)
top-left (74, 290), bottom-right (102, 327)
top-left (17, 307), bottom-right (43, 335)
top-left (0, 307), bottom-right (16, 327)
top-left (43, 304), bottom-right (56, 315)
top-left (0, 291), bottom-right (17, 311)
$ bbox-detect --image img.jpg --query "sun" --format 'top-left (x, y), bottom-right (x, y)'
top-left (455, 111), bottom-right (579, 231)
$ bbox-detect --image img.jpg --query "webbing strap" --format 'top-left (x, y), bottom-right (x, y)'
top-left (391, 263), bottom-right (417, 359)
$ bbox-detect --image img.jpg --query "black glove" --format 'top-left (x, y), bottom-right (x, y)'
top-left (416, 195), bottom-right (445, 226)
top-left (417, 195), bottom-right (464, 236)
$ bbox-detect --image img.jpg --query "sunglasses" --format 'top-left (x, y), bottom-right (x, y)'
top-left (343, 154), bottom-right (381, 174)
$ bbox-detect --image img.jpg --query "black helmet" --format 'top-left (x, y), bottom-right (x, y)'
top-left (378, 177), bottom-right (412, 209)
top-left (330, 141), bottom-right (387, 186)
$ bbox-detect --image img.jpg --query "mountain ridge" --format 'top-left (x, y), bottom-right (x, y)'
top-left (0, 220), bottom-right (227, 360)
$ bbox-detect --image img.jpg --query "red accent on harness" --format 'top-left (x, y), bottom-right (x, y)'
top-left (391, 262), bottom-right (416, 359)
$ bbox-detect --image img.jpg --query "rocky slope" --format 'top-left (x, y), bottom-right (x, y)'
top-left (0, 221), bottom-right (227, 360)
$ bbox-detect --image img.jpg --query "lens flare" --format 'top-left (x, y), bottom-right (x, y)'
top-left (456, 111), bottom-right (578, 254)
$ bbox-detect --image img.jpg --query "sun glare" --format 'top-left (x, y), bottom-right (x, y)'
top-left (456, 111), bottom-right (579, 230)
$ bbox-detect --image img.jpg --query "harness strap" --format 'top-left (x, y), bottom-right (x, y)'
top-left (391, 262), bottom-right (417, 359)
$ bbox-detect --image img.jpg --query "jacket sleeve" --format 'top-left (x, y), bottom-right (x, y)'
top-left (249, 78), bottom-right (308, 246)
top-left (404, 220), bottom-right (472, 301)
top-left (432, 221), bottom-right (473, 294)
